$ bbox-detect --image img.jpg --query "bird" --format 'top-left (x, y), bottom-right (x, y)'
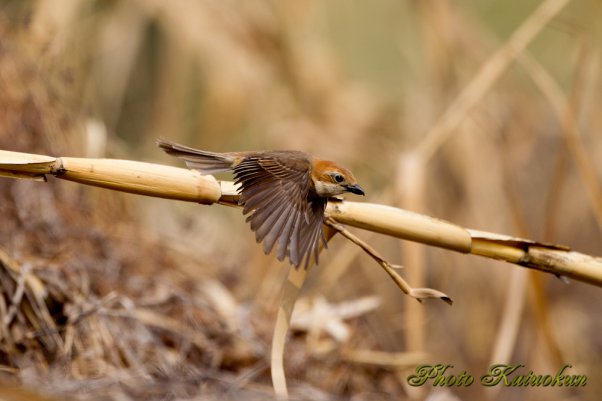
top-left (157, 139), bottom-right (365, 269)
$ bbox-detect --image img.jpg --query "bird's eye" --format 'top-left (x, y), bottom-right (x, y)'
top-left (333, 174), bottom-right (344, 183)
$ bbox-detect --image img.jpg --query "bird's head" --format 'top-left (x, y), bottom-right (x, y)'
top-left (311, 160), bottom-right (365, 198)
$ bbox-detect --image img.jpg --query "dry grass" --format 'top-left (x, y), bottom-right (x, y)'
top-left (1, 1), bottom-right (601, 400)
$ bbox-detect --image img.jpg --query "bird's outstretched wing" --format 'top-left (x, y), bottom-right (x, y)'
top-left (234, 151), bottom-right (327, 269)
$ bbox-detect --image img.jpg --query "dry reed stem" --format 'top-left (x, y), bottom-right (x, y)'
top-left (486, 148), bottom-right (536, 377)
top-left (0, 149), bottom-right (601, 287)
top-left (518, 51), bottom-right (602, 229)
top-left (270, 223), bottom-right (338, 399)
top-left (416, 0), bottom-right (571, 161)
top-left (271, 265), bottom-right (305, 400)
top-left (396, 152), bottom-right (427, 357)
top-left (488, 269), bottom-right (528, 362)
top-left (341, 349), bottom-right (427, 369)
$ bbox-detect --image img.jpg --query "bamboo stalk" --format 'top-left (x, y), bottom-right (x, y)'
top-left (57, 157), bottom-right (222, 204)
top-left (1, 149), bottom-right (601, 287)
top-left (325, 199), bottom-right (472, 253)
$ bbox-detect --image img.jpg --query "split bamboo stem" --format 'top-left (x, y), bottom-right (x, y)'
top-left (1, 149), bottom-right (602, 287)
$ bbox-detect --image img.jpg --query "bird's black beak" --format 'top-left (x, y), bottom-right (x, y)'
top-left (345, 184), bottom-right (365, 196)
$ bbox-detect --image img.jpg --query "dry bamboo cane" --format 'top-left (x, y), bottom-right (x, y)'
top-left (1, 149), bottom-right (601, 287)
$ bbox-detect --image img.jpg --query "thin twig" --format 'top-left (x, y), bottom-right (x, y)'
top-left (324, 217), bottom-right (452, 305)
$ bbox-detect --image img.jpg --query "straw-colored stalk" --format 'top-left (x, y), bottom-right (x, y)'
top-left (1, 149), bottom-right (601, 287)
top-left (3, 149), bottom-right (602, 399)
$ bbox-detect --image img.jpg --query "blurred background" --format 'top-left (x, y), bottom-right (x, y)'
top-left (0, 0), bottom-right (601, 400)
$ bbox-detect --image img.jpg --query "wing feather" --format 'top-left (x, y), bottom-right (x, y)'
top-left (159, 142), bottom-right (327, 268)
top-left (253, 192), bottom-right (289, 236)
top-left (275, 207), bottom-right (296, 261)
top-left (233, 152), bottom-right (325, 268)
top-left (297, 200), bottom-right (327, 268)
top-left (259, 202), bottom-right (293, 253)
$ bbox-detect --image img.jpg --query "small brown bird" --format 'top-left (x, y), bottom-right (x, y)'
top-left (157, 139), bottom-right (364, 269)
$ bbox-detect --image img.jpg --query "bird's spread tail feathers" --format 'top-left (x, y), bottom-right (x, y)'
top-left (157, 138), bottom-right (234, 174)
